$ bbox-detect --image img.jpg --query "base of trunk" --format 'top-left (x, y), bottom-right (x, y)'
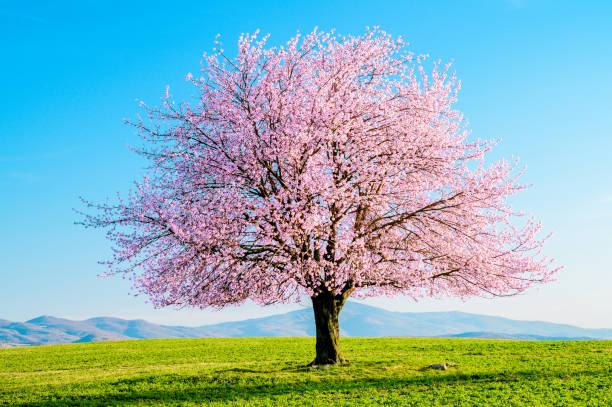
top-left (307, 356), bottom-right (348, 368)
top-left (308, 348), bottom-right (348, 366)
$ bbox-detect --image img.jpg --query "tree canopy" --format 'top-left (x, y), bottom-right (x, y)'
top-left (80, 27), bottom-right (558, 364)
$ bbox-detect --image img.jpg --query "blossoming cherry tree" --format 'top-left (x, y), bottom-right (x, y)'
top-left (81, 28), bottom-right (558, 365)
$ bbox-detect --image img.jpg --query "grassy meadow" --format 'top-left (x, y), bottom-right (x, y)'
top-left (1, 337), bottom-right (611, 406)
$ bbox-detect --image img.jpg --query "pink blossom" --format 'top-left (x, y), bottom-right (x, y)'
top-left (80, 27), bottom-right (559, 311)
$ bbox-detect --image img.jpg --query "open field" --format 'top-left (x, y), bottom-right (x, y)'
top-left (1, 338), bottom-right (611, 406)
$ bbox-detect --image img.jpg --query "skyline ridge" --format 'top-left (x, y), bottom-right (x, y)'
top-left (3, 302), bottom-right (611, 347)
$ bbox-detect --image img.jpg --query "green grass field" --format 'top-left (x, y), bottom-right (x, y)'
top-left (1, 338), bottom-right (611, 406)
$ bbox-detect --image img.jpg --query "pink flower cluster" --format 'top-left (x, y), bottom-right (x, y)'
top-left (80, 28), bottom-right (559, 309)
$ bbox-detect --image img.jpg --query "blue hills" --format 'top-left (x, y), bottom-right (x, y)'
top-left (1, 302), bottom-right (611, 347)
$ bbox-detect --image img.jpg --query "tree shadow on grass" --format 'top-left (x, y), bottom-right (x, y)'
top-left (217, 364), bottom-right (313, 374)
top-left (11, 367), bottom-right (607, 406)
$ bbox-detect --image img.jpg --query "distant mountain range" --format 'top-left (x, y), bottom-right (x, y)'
top-left (1, 302), bottom-right (611, 347)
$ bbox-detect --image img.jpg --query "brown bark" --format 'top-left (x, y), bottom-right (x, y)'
top-left (310, 290), bottom-right (351, 366)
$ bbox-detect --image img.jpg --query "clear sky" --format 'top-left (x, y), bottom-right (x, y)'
top-left (1, 0), bottom-right (611, 329)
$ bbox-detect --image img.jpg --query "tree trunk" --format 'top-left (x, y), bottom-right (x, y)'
top-left (310, 290), bottom-right (350, 366)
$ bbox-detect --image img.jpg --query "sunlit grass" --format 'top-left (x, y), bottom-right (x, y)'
top-left (1, 338), bottom-right (610, 406)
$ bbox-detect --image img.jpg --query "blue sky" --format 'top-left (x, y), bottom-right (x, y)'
top-left (1, 0), bottom-right (611, 328)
